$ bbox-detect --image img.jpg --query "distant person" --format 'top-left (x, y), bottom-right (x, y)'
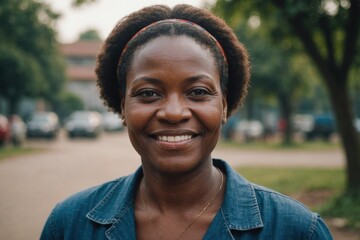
top-left (41, 4), bottom-right (332, 239)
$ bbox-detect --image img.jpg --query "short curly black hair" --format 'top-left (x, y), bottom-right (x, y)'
top-left (96, 4), bottom-right (250, 117)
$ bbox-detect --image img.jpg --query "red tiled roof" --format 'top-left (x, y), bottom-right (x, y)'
top-left (60, 41), bottom-right (103, 57)
top-left (66, 65), bottom-right (97, 81)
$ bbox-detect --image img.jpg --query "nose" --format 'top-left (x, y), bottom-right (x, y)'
top-left (156, 94), bottom-right (191, 124)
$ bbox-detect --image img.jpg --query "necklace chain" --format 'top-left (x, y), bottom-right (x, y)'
top-left (139, 168), bottom-right (224, 240)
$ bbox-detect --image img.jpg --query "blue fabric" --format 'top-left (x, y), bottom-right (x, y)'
top-left (40, 159), bottom-right (333, 239)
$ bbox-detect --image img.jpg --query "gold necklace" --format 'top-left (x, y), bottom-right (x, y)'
top-left (139, 167), bottom-right (224, 240)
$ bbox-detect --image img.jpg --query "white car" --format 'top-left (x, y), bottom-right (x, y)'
top-left (65, 111), bottom-right (103, 138)
top-left (236, 120), bottom-right (264, 140)
top-left (26, 112), bottom-right (59, 139)
top-left (102, 112), bottom-right (123, 131)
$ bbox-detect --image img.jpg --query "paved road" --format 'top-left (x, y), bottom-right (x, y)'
top-left (0, 131), bottom-right (345, 240)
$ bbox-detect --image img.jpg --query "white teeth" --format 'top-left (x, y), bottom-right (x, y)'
top-left (158, 135), bottom-right (192, 142)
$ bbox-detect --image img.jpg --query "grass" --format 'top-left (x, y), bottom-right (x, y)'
top-left (235, 167), bottom-right (360, 229)
top-left (321, 193), bottom-right (360, 229)
top-left (235, 167), bottom-right (344, 195)
top-left (0, 146), bottom-right (42, 160)
top-left (219, 139), bottom-right (341, 151)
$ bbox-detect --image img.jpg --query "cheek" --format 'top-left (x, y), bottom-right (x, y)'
top-left (124, 101), bottom-right (153, 130)
top-left (194, 101), bottom-right (224, 131)
top-left (124, 101), bottom-right (154, 154)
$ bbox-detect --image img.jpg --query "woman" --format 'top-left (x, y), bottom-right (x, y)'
top-left (41, 4), bottom-right (332, 239)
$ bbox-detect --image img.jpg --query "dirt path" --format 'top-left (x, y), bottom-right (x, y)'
top-left (0, 131), bottom-right (353, 239)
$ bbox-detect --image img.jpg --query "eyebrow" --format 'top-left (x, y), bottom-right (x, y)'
top-left (184, 75), bottom-right (216, 84)
top-left (132, 74), bottom-right (216, 85)
top-left (132, 77), bottom-right (162, 85)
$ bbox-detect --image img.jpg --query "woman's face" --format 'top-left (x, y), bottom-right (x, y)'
top-left (122, 35), bottom-right (227, 175)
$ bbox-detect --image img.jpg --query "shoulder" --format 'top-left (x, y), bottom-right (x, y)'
top-left (252, 183), bottom-right (311, 214)
top-left (58, 175), bottom-right (128, 210)
top-left (40, 173), bottom-right (138, 239)
top-left (215, 159), bottom-right (332, 239)
top-left (250, 183), bottom-right (332, 239)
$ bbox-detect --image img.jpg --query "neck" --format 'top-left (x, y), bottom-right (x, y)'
top-left (140, 164), bottom-right (223, 212)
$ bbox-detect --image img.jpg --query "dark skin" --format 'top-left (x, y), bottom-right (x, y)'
top-left (121, 36), bottom-right (227, 240)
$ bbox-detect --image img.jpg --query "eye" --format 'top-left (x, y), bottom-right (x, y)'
top-left (136, 89), bottom-right (161, 98)
top-left (188, 87), bottom-right (211, 96)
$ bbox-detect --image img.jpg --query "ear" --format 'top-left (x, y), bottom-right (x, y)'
top-left (222, 95), bottom-right (228, 125)
top-left (120, 91), bottom-right (127, 126)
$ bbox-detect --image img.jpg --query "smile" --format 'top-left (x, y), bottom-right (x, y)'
top-left (157, 135), bottom-right (193, 142)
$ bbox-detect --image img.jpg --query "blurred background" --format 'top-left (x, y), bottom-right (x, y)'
top-left (0, 0), bottom-right (359, 239)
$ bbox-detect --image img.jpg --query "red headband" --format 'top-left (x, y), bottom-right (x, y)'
top-left (118, 19), bottom-right (228, 65)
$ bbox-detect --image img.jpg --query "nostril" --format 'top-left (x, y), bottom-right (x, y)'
top-left (156, 99), bottom-right (191, 123)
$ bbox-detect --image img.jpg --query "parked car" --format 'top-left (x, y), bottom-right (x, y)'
top-left (26, 112), bottom-right (60, 139)
top-left (0, 114), bottom-right (10, 146)
top-left (235, 120), bottom-right (264, 141)
top-left (305, 115), bottom-right (336, 141)
top-left (9, 115), bottom-right (27, 146)
top-left (65, 111), bottom-right (103, 138)
top-left (102, 112), bottom-right (123, 132)
top-left (293, 114), bottom-right (313, 133)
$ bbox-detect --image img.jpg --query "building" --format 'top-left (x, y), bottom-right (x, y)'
top-left (60, 40), bottom-right (105, 111)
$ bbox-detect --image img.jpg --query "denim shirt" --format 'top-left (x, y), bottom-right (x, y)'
top-left (40, 159), bottom-right (333, 239)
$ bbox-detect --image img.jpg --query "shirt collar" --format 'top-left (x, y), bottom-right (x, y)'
top-left (86, 159), bottom-right (263, 231)
top-left (86, 167), bottom-right (142, 225)
top-left (213, 159), bottom-right (264, 231)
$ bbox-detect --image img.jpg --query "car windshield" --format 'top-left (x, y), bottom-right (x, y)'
top-left (31, 114), bottom-right (50, 122)
top-left (71, 113), bottom-right (91, 120)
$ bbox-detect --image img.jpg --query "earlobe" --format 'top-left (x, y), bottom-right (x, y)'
top-left (120, 93), bottom-right (127, 126)
top-left (121, 118), bottom-right (127, 126)
top-left (222, 115), bottom-right (227, 125)
top-left (222, 95), bottom-right (228, 125)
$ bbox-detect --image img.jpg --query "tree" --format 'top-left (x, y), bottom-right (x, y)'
top-left (0, 44), bottom-right (45, 113)
top-left (213, 3), bottom-right (314, 145)
top-left (0, 0), bottom-right (66, 114)
top-left (52, 92), bottom-right (84, 122)
top-left (71, 0), bottom-right (96, 7)
top-left (213, 0), bottom-right (360, 195)
top-left (79, 29), bottom-right (102, 41)
top-left (239, 25), bottom-right (313, 145)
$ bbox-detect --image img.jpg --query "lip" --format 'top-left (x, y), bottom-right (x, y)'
top-left (149, 129), bottom-right (200, 149)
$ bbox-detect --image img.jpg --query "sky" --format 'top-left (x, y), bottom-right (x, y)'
top-left (44, 0), bottom-right (212, 43)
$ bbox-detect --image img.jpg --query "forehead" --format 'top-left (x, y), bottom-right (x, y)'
top-left (130, 35), bottom-right (217, 72)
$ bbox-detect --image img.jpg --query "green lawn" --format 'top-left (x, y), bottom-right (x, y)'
top-left (219, 139), bottom-right (341, 151)
top-left (0, 147), bottom-right (42, 160)
top-left (236, 167), bottom-right (344, 195)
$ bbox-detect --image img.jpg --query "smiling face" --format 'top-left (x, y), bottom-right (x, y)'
top-left (122, 35), bottom-right (227, 176)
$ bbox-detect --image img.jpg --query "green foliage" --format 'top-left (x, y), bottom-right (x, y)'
top-left (0, 0), bottom-right (66, 113)
top-left (79, 29), bottom-right (102, 41)
top-left (71, 0), bottom-right (96, 7)
top-left (212, 0), bottom-right (359, 92)
top-left (0, 43), bottom-right (45, 98)
top-left (212, 0), bottom-right (328, 103)
top-left (212, 0), bottom-right (360, 195)
top-left (52, 92), bottom-right (84, 121)
top-left (213, 0), bottom-right (319, 144)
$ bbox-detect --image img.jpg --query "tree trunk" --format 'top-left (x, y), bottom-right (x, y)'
top-left (278, 93), bottom-right (293, 145)
top-left (327, 82), bottom-right (360, 196)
